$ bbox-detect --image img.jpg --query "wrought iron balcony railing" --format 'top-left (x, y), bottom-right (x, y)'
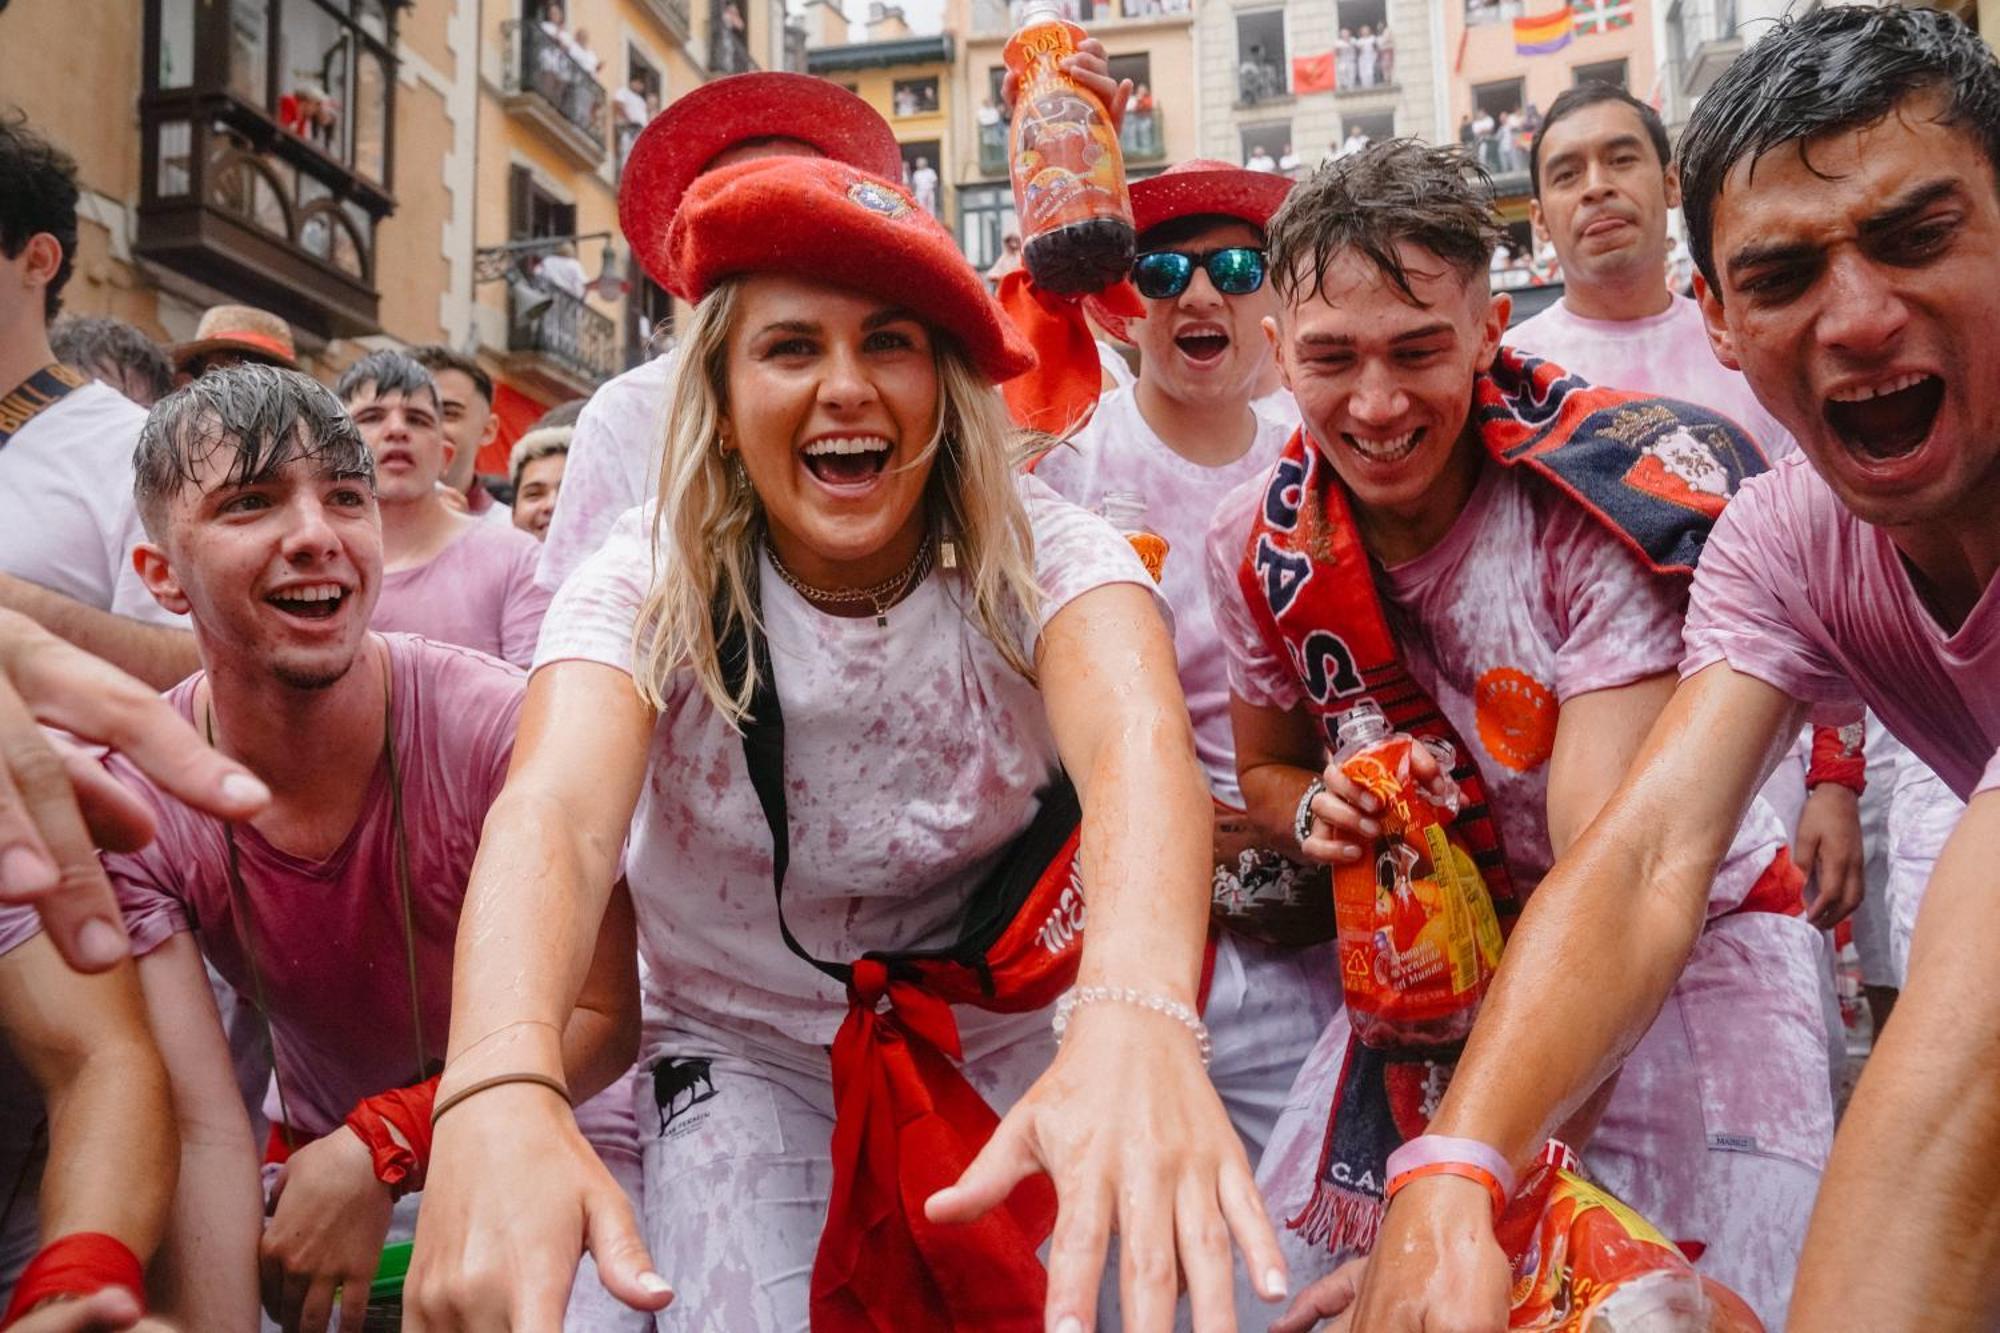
top-left (509, 283), bottom-right (620, 386)
top-left (503, 19), bottom-right (609, 158)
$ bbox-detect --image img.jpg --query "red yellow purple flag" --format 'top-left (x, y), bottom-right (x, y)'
top-left (1513, 7), bottom-right (1575, 55)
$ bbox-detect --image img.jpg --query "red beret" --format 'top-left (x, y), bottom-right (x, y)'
top-left (1131, 158), bottom-right (1295, 237)
top-left (621, 73), bottom-right (903, 298)
top-left (669, 158), bottom-right (1036, 385)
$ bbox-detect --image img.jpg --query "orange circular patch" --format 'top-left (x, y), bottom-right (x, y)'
top-left (1473, 667), bottom-right (1559, 773)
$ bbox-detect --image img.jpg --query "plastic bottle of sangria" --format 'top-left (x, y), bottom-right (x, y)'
top-left (1097, 490), bottom-right (1167, 582)
top-left (1329, 700), bottom-right (1502, 1049)
top-left (1003, 0), bottom-right (1136, 295)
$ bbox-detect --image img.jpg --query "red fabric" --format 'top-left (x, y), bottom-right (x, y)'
top-left (620, 73), bottom-right (903, 296)
top-left (1292, 51), bottom-right (1337, 94)
top-left (998, 272), bottom-right (1142, 437)
top-left (670, 159), bottom-right (1036, 386)
top-left (2, 1234), bottom-right (144, 1326)
top-left (1808, 723), bottom-right (1867, 794)
top-left (1733, 847), bottom-right (1806, 919)
top-left (483, 381), bottom-right (553, 479)
top-left (344, 1075), bottom-right (440, 1198)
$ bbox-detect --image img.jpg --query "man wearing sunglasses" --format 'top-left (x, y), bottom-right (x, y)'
top-left (1038, 161), bottom-right (1336, 1324)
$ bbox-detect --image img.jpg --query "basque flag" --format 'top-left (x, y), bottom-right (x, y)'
top-left (1512, 7), bottom-right (1574, 54)
top-left (1571, 0), bottom-right (1635, 36)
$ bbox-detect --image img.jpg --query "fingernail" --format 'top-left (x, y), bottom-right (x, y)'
top-left (1359, 819), bottom-right (1380, 837)
top-left (221, 771), bottom-right (271, 807)
top-left (637, 1271), bottom-right (673, 1296)
top-left (76, 917), bottom-right (129, 967)
top-left (1264, 1267), bottom-right (1289, 1300)
top-left (1055, 1318), bottom-right (1084, 1333)
top-left (0, 846), bottom-right (56, 893)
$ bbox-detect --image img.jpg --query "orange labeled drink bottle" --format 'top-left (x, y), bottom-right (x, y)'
top-left (1003, 0), bottom-right (1136, 294)
top-left (1329, 699), bottom-right (1503, 1049)
top-left (1097, 490), bottom-right (1166, 582)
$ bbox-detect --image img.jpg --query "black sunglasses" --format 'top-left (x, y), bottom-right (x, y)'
top-left (1131, 247), bottom-right (1268, 300)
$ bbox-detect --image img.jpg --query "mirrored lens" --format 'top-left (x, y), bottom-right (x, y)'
top-left (1208, 248), bottom-right (1267, 295)
top-left (1133, 251), bottom-right (1194, 299)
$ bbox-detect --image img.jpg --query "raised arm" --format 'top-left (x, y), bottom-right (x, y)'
top-left (0, 574), bottom-right (199, 692)
top-left (407, 659), bottom-right (664, 1331)
top-left (1788, 787), bottom-right (2000, 1330)
top-left (927, 581), bottom-right (1288, 1333)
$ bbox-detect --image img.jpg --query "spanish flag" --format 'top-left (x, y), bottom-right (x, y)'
top-left (1513, 7), bottom-right (1574, 54)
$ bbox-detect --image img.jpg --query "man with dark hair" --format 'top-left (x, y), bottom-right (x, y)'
top-left (0, 113), bottom-right (197, 691)
top-left (408, 345), bottom-right (508, 524)
top-left (114, 364), bottom-right (645, 1332)
top-left (334, 350), bottom-right (549, 667)
top-left (1321, 8), bottom-right (2000, 1330)
top-left (1207, 140), bottom-right (1828, 1329)
top-left (48, 314), bottom-right (174, 408)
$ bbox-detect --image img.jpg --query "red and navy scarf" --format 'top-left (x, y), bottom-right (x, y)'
top-left (0, 363), bottom-right (85, 449)
top-left (1238, 348), bottom-right (1769, 1255)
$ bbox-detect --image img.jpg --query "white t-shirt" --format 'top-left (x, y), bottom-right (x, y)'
top-left (536, 475), bottom-right (1162, 1056)
top-left (0, 379), bottom-right (179, 623)
top-left (611, 86), bottom-right (648, 127)
top-left (1034, 387), bottom-right (1289, 805)
top-left (537, 349), bottom-right (679, 593)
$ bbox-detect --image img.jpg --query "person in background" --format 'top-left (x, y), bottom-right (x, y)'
top-left (1277, 142), bottom-right (1301, 175)
top-left (1246, 143), bottom-right (1278, 173)
top-left (48, 315), bottom-right (173, 409)
top-left (409, 345), bottom-right (508, 525)
top-left (170, 305), bottom-right (298, 384)
top-left (334, 351), bottom-right (550, 668)
top-left (509, 422), bottom-right (570, 543)
top-left (0, 113), bottom-right (196, 692)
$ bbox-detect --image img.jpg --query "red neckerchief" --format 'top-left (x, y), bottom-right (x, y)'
top-left (996, 270), bottom-right (1144, 439)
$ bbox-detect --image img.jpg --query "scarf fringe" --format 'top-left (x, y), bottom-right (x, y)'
top-left (1286, 1180), bottom-right (1383, 1258)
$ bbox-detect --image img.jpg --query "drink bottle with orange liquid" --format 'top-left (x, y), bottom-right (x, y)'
top-left (1003, 0), bottom-right (1136, 294)
top-left (1097, 490), bottom-right (1166, 581)
top-left (1329, 699), bottom-right (1503, 1048)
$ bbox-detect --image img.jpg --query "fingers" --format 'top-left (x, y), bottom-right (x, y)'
top-left (581, 1182), bottom-right (673, 1312)
top-left (926, 1115), bottom-right (1041, 1225)
top-left (338, 1272), bottom-right (369, 1333)
top-left (1001, 69), bottom-right (1021, 114)
top-left (1174, 1172), bottom-right (1236, 1333)
top-left (1268, 1260), bottom-right (1366, 1333)
top-left (1298, 769), bottom-right (1377, 865)
top-left (296, 1274), bottom-right (337, 1333)
top-left (1043, 1163), bottom-right (1114, 1333)
top-left (1217, 1156), bottom-right (1286, 1306)
top-left (1116, 1162), bottom-right (1179, 1333)
top-left (8, 1287), bottom-right (145, 1333)
top-left (59, 739), bottom-right (156, 852)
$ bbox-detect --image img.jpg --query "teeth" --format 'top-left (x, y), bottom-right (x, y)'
top-left (273, 583), bottom-right (343, 602)
top-left (1345, 430), bottom-right (1418, 460)
top-left (1829, 373), bottom-right (1932, 403)
top-left (803, 436), bottom-right (891, 457)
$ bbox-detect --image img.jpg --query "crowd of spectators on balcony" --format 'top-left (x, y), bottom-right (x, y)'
top-left (1237, 45), bottom-right (1284, 105)
top-left (533, 2), bottom-right (609, 140)
top-left (1334, 26), bottom-right (1394, 89)
top-left (1461, 102), bottom-right (1539, 174)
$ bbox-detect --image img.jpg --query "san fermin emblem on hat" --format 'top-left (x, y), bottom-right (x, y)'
top-left (846, 178), bottom-right (912, 219)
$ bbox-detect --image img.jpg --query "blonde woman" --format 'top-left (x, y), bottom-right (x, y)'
top-left (407, 159), bottom-right (1288, 1331)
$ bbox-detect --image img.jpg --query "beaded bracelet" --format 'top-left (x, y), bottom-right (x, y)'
top-left (1052, 985), bottom-right (1212, 1068)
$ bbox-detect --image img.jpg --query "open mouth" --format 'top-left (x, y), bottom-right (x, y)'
top-left (801, 436), bottom-right (892, 486)
top-left (1341, 427), bottom-right (1424, 464)
top-left (266, 582), bottom-right (349, 621)
top-left (1175, 330), bottom-right (1230, 364)
top-left (1824, 372), bottom-right (1943, 460)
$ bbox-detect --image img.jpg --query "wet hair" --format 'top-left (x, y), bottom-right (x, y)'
top-left (132, 364), bottom-right (373, 539)
top-left (0, 112), bottom-right (80, 322)
top-left (1137, 211), bottom-right (1265, 253)
top-left (49, 314), bottom-right (175, 406)
top-left (408, 344), bottom-right (493, 405)
top-left (333, 348), bottom-right (440, 412)
top-left (1529, 82), bottom-right (1671, 197)
top-left (1679, 5), bottom-right (2000, 296)
top-left (1266, 139), bottom-right (1502, 308)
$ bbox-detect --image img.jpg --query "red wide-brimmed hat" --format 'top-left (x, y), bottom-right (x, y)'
top-left (1131, 158), bottom-right (1296, 236)
top-left (669, 158), bottom-right (1035, 385)
top-left (621, 72), bottom-right (904, 298)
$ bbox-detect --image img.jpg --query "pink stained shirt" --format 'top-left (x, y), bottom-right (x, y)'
top-left (373, 519), bottom-right (553, 669)
top-left (1033, 387), bottom-right (1292, 806)
top-left (101, 634), bottom-right (523, 1136)
top-left (1506, 294), bottom-right (1796, 460)
top-left (1682, 451), bottom-right (2000, 802)
top-left (537, 350), bottom-right (677, 594)
top-left (1206, 460), bottom-right (1833, 1173)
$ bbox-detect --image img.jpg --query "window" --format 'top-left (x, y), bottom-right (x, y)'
top-left (1572, 58), bottom-right (1629, 90)
top-left (1464, 0), bottom-right (1524, 25)
top-left (1469, 79), bottom-right (1527, 177)
top-left (201, 0), bottom-right (400, 185)
top-left (1117, 0), bottom-right (1191, 16)
top-left (1472, 78), bottom-right (1525, 120)
top-left (892, 77), bottom-right (939, 117)
top-left (616, 48), bottom-right (661, 168)
top-left (626, 273), bottom-right (674, 368)
top-left (1338, 109), bottom-right (1394, 150)
top-left (900, 141), bottom-right (943, 218)
top-left (1111, 55), bottom-right (1161, 161)
top-left (509, 165), bottom-right (577, 241)
top-left (1236, 11), bottom-right (1288, 105)
top-left (958, 183), bottom-right (1017, 274)
top-left (1239, 121), bottom-right (1291, 171)
top-left (1334, 2), bottom-right (1393, 89)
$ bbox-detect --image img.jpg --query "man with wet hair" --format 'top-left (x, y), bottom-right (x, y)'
top-left (1321, 8), bottom-right (2000, 1330)
top-left (48, 314), bottom-right (174, 408)
top-left (1206, 140), bottom-right (1829, 1329)
top-left (110, 364), bottom-right (645, 1332)
top-left (333, 350), bottom-right (549, 668)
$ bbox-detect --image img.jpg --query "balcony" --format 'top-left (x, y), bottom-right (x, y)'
top-left (711, 26), bottom-right (758, 76)
top-left (1121, 105), bottom-right (1164, 163)
top-left (1670, 0), bottom-right (1743, 101)
top-left (970, 0), bottom-right (1192, 38)
top-left (501, 19), bottom-right (609, 169)
top-left (504, 284), bottom-right (620, 395)
top-left (637, 0), bottom-right (692, 41)
top-left (978, 119), bottom-right (1010, 177)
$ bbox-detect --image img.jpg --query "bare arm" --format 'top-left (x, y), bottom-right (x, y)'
top-left (1789, 788), bottom-right (2000, 1330)
top-left (0, 575), bottom-right (199, 692)
top-left (1234, 693), bottom-right (1327, 854)
top-left (130, 935), bottom-right (261, 1329)
top-left (0, 936), bottom-right (176, 1258)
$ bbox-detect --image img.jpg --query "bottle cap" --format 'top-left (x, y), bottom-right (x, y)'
top-left (1335, 698), bottom-right (1392, 752)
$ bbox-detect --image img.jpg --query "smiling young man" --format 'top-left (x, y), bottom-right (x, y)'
top-left (409, 346), bottom-right (508, 525)
top-left (334, 352), bottom-right (549, 668)
top-left (1204, 141), bottom-right (1830, 1328)
top-left (1315, 10), bottom-right (2000, 1332)
top-left (100, 365), bottom-right (644, 1333)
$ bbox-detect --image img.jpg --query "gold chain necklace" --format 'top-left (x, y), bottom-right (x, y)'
top-left (766, 534), bottom-right (935, 628)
